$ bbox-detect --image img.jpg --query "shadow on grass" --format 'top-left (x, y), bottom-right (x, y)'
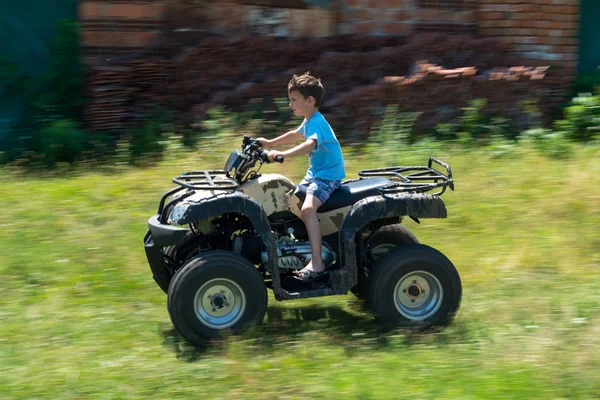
top-left (159, 299), bottom-right (470, 362)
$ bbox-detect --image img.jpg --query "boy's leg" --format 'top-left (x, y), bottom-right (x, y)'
top-left (298, 194), bottom-right (326, 274)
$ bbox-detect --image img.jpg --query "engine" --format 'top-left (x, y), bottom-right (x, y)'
top-left (232, 234), bottom-right (336, 270)
top-left (264, 238), bottom-right (336, 270)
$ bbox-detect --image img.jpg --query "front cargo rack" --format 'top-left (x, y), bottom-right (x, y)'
top-left (156, 170), bottom-right (239, 223)
top-left (358, 157), bottom-right (454, 196)
top-left (172, 170), bottom-right (239, 190)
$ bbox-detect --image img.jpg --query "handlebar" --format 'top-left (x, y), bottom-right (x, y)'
top-left (259, 150), bottom-right (284, 164)
top-left (242, 136), bottom-right (284, 164)
top-left (243, 135), bottom-right (284, 163)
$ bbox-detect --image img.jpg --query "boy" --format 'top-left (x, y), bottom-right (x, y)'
top-left (257, 72), bottom-right (346, 281)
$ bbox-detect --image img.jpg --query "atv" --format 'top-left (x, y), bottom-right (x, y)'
top-left (144, 136), bottom-right (461, 345)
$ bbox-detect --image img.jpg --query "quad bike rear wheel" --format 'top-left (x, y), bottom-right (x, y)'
top-left (351, 224), bottom-right (419, 300)
top-left (167, 251), bottom-right (268, 344)
top-left (368, 244), bottom-right (461, 327)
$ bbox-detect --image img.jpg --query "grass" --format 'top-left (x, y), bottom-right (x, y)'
top-left (0, 139), bottom-right (599, 399)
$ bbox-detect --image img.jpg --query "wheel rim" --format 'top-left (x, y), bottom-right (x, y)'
top-left (393, 270), bottom-right (443, 321)
top-left (194, 278), bottom-right (246, 329)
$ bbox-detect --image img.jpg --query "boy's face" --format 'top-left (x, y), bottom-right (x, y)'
top-left (288, 90), bottom-right (316, 118)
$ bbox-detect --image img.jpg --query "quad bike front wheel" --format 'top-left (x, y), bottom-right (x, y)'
top-left (161, 231), bottom-right (206, 294)
top-left (368, 244), bottom-right (461, 327)
top-left (167, 251), bottom-right (267, 345)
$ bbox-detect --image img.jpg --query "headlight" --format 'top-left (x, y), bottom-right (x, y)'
top-left (170, 202), bottom-right (190, 224)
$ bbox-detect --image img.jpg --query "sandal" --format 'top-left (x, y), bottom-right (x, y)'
top-left (293, 268), bottom-right (328, 281)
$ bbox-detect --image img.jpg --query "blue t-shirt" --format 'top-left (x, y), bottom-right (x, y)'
top-left (297, 112), bottom-right (346, 181)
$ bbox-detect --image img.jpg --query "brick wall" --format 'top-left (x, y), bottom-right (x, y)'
top-left (79, 0), bottom-right (167, 55)
top-left (478, 0), bottom-right (580, 77)
top-left (338, 0), bottom-right (478, 36)
top-left (79, 0), bottom-right (335, 58)
top-left (79, 0), bottom-right (581, 74)
top-left (83, 35), bottom-right (559, 133)
top-left (207, 0), bottom-right (335, 37)
top-left (338, 0), bottom-right (579, 75)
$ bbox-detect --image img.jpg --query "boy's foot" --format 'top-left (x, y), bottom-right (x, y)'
top-left (294, 269), bottom-right (328, 281)
top-left (294, 260), bottom-right (328, 281)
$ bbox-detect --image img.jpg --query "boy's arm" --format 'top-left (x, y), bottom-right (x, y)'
top-left (267, 139), bottom-right (316, 161)
top-left (257, 130), bottom-right (303, 148)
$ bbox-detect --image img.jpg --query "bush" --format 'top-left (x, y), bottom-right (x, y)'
top-left (0, 119), bottom-right (90, 167)
top-left (235, 98), bottom-right (295, 139)
top-left (572, 70), bottom-right (600, 96)
top-left (365, 105), bottom-right (419, 165)
top-left (457, 98), bottom-right (487, 143)
top-left (559, 94), bottom-right (600, 142)
top-left (128, 120), bottom-right (166, 163)
top-left (434, 99), bottom-right (512, 144)
top-left (520, 127), bottom-right (574, 159)
top-left (38, 119), bottom-right (87, 165)
top-left (178, 124), bottom-right (202, 149)
top-left (83, 131), bottom-right (116, 165)
top-left (487, 134), bottom-right (517, 158)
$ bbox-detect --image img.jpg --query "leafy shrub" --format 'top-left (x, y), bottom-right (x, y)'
top-left (273, 97), bottom-right (294, 128)
top-left (236, 98), bottom-right (295, 139)
top-left (520, 127), bottom-right (574, 159)
top-left (83, 131), bottom-right (116, 164)
top-left (408, 137), bottom-right (446, 161)
top-left (200, 107), bottom-right (238, 146)
top-left (0, 126), bottom-right (34, 165)
top-left (522, 99), bottom-right (544, 130)
top-left (434, 122), bottom-right (457, 141)
top-left (0, 119), bottom-right (90, 167)
top-left (559, 94), bottom-right (600, 141)
top-left (487, 134), bottom-right (517, 158)
top-left (434, 99), bottom-right (498, 144)
top-left (572, 70), bottom-right (600, 96)
top-left (365, 105), bottom-right (419, 165)
top-left (178, 124), bottom-right (202, 149)
top-left (37, 119), bottom-right (87, 166)
top-left (457, 99), bottom-right (487, 143)
top-left (128, 120), bottom-right (165, 163)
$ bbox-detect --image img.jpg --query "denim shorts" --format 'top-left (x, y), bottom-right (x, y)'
top-left (298, 177), bottom-right (342, 204)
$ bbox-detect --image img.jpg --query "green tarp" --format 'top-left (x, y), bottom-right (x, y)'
top-left (0, 0), bottom-right (78, 142)
top-left (579, 0), bottom-right (600, 74)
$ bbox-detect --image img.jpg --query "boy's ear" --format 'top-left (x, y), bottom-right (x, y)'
top-left (307, 96), bottom-right (316, 106)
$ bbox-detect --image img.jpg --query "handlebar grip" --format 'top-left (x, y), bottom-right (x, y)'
top-left (259, 150), bottom-right (284, 163)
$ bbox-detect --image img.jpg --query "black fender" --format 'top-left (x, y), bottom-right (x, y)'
top-left (145, 192), bottom-right (277, 294)
top-left (176, 191), bottom-right (278, 276)
top-left (338, 193), bottom-right (447, 291)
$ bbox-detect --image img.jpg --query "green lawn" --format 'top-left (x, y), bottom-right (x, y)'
top-left (1, 142), bottom-right (599, 399)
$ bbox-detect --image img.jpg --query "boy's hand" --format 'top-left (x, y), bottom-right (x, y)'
top-left (267, 150), bottom-right (285, 162)
top-left (255, 138), bottom-right (271, 148)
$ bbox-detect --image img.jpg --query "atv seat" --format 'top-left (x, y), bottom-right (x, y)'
top-left (295, 177), bottom-right (393, 213)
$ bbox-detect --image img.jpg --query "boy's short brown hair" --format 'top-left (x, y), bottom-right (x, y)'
top-left (288, 72), bottom-right (325, 107)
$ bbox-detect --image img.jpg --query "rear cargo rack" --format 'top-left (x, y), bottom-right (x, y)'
top-left (358, 157), bottom-right (454, 196)
top-left (156, 170), bottom-right (239, 223)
